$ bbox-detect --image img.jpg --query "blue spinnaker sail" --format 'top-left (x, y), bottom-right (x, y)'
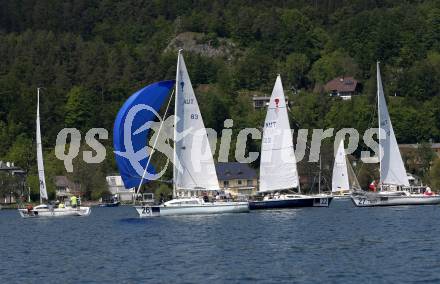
top-left (113, 80), bottom-right (174, 189)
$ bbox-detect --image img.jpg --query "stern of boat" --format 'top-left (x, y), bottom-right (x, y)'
top-left (135, 205), bottom-right (161, 217)
top-left (18, 208), bottom-right (42, 218)
top-left (312, 196), bottom-right (333, 207)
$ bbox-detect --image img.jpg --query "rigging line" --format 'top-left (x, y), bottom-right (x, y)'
top-left (135, 88), bottom-right (175, 197)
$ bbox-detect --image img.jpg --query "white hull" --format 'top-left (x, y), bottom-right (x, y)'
top-left (351, 193), bottom-right (440, 207)
top-left (18, 207), bottom-right (91, 218)
top-left (135, 202), bottom-right (249, 217)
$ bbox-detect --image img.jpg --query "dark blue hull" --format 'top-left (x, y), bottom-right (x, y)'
top-left (249, 196), bottom-right (333, 210)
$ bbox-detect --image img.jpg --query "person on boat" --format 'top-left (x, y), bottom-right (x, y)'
top-left (369, 180), bottom-right (377, 192)
top-left (203, 195), bottom-right (209, 203)
top-left (424, 187), bottom-right (433, 196)
top-left (26, 204), bottom-right (33, 213)
top-left (70, 195), bottom-right (78, 208)
top-left (59, 202), bottom-right (65, 208)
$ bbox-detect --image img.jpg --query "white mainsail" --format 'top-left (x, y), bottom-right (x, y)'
top-left (332, 140), bottom-right (350, 192)
top-left (174, 51), bottom-right (219, 191)
top-left (259, 75), bottom-right (299, 192)
top-left (36, 88), bottom-right (48, 201)
top-left (377, 62), bottom-right (409, 186)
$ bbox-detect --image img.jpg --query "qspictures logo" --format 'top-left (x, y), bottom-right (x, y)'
top-left (54, 103), bottom-right (386, 180)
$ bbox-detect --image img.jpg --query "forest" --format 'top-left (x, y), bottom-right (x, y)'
top-left (0, 0), bottom-right (439, 200)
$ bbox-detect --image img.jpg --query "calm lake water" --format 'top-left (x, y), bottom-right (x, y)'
top-left (1, 200), bottom-right (440, 283)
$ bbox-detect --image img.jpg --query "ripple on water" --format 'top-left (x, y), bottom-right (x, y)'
top-left (1, 203), bottom-right (440, 283)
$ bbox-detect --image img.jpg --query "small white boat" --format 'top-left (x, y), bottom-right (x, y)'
top-left (18, 89), bottom-right (91, 218)
top-left (135, 198), bottom-right (248, 217)
top-left (351, 191), bottom-right (440, 207)
top-left (351, 63), bottom-right (440, 207)
top-left (331, 140), bottom-right (361, 200)
top-left (18, 204), bottom-right (91, 218)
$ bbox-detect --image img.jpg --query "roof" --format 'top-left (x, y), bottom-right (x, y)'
top-left (324, 76), bottom-right (358, 93)
top-left (215, 162), bottom-right (258, 181)
top-left (0, 161), bottom-right (25, 175)
top-left (54, 176), bottom-right (78, 190)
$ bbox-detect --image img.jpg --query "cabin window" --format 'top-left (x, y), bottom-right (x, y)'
top-left (223, 180), bottom-right (229, 187)
top-left (237, 180), bottom-right (242, 185)
top-left (247, 180), bottom-right (253, 186)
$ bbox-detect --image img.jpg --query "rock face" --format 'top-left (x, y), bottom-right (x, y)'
top-left (165, 32), bottom-right (236, 59)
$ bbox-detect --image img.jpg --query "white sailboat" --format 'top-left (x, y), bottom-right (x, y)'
top-left (332, 140), bottom-right (353, 199)
top-left (249, 75), bottom-right (332, 209)
top-left (18, 89), bottom-right (91, 218)
top-left (351, 62), bottom-right (440, 206)
top-left (135, 51), bottom-right (248, 217)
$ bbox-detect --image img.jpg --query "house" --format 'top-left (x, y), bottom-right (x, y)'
top-left (54, 176), bottom-right (80, 200)
top-left (0, 161), bottom-right (26, 204)
top-left (399, 143), bottom-right (440, 158)
top-left (252, 95), bottom-right (290, 109)
top-left (106, 175), bottom-right (135, 202)
top-left (216, 162), bottom-right (258, 197)
top-left (324, 76), bottom-right (361, 100)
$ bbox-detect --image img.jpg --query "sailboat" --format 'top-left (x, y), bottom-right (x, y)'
top-left (351, 62), bottom-right (440, 206)
top-left (18, 89), bottom-right (91, 218)
top-left (331, 140), bottom-right (360, 199)
top-left (114, 51), bottom-right (248, 217)
top-left (249, 75), bottom-right (333, 209)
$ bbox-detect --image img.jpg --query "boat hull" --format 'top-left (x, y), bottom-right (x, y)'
top-left (135, 202), bottom-right (249, 217)
top-left (18, 207), bottom-right (91, 218)
top-left (249, 196), bottom-right (333, 210)
top-left (351, 194), bottom-right (440, 207)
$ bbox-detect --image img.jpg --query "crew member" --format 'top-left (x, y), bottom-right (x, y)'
top-left (425, 187), bottom-right (433, 196)
top-left (70, 195), bottom-right (78, 208)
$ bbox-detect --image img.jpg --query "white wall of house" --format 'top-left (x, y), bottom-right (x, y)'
top-left (106, 176), bottom-right (135, 202)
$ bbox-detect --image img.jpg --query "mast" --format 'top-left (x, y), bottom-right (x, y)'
top-left (377, 61), bottom-right (382, 186)
top-left (173, 50), bottom-right (182, 198)
top-left (318, 153), bottom-right (321, 194)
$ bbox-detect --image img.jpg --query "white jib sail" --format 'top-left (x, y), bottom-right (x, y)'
top-left (36, 89), bottom-right (48, 200)
top-left (377, 62), bottom-right (409, 186)
top-left (174, 51), bottom-right (219, 191)
top-left (259, 75), bottom-right (299, 192)
top-left (332, 140), bottom-right (350, 192)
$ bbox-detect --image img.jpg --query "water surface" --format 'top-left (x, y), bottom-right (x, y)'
top-left (1, 200), bottom-right (439, 283)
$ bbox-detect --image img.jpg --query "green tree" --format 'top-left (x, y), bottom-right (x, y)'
top-left (281, 53), bottom-right (310, 90)
top-left (309, 50), bottom-right (359, 85)
top-left (429, 158), bottom-right (440, 191)
top-left (64, 86), bottom-right (94, 130)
